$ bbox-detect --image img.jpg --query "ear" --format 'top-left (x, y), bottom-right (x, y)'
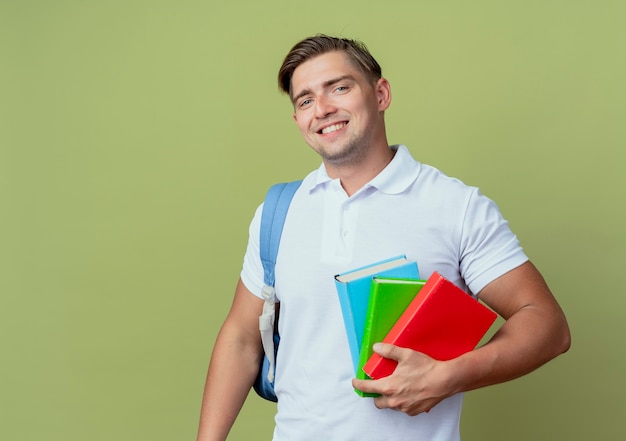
top-left (292, 112), bottom-right (298, 123)
top-left (375, 78), bottom-right (392, 112)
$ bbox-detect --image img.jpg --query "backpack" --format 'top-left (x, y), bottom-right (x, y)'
top-left (253, 180), bottom-right (302, 402)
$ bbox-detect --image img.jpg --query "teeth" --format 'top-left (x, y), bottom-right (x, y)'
top-left (321, 123), bottom-right (346, 134)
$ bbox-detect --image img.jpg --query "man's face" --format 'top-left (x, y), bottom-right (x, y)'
top-left (290, 51), bottom-right (390, 168)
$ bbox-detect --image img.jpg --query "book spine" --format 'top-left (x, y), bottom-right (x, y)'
top-left (354, 281), bottom-right (380, 397)
top-left (334, 280), bottom-right (360, 373)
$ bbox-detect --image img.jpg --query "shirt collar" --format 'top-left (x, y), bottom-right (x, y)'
top-left (307, 145), bottom-right (420, 195)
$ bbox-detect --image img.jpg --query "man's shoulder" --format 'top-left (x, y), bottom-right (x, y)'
top-left (414, 162), bottom-right (479, 199)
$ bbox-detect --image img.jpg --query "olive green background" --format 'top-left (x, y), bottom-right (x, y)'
top-left (2, 1), bottom-right (624, 440)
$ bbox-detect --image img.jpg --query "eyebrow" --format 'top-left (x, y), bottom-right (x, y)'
top-left (291, 75), bottom-right (356, 105)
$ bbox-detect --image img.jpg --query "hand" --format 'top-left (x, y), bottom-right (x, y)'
top-left (351, 343), bottom-right (453, 416)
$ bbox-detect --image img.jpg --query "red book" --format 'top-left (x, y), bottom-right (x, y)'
top-left (362, 272), bottom-right (498, 379)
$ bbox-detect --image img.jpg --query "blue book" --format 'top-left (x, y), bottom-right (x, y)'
top-left (334, 255), bottom-right (419, 373)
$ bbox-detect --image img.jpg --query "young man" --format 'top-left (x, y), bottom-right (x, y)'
top-left (197, 35), bottom-right (570, 441)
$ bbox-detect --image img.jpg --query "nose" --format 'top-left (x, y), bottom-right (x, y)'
top-left (314, 95), bottom-right (337, 119)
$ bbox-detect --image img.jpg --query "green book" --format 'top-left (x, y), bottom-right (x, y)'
top-left (354, 277), bottom-right (426, 397)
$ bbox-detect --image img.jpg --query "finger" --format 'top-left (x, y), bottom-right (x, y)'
top-left (372, 342), bottom-right (406, 362)
top-left (352, 378), bottom-right (380, 395)
top-left (372, 395), bottom-right (392, 410)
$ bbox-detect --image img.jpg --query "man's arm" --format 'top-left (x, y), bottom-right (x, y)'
top-left (197, 278), bottom-right (265, 441)
top-left (352, 261), bottom-right (571, 415)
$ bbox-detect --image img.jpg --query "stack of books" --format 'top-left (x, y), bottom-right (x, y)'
top-left (334, 255), bottom-right (497, 397)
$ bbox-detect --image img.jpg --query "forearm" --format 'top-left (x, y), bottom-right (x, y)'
top-left (197, 321), bottom-right (263, 441)
top-left (444, 301), bottom-right (570, 395)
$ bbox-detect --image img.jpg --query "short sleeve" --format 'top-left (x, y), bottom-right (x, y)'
top-left (240, 204), bottom-right (265, 299)
top-left (459, 188), bottom-right (529, 294)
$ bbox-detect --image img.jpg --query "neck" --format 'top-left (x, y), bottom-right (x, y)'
top-left (325, 143), bottom-right (395, 197)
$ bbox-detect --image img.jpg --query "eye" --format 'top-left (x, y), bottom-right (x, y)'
top-left (335, 85), bottom-right (349, 93)
top-left (298, 98), bottom-right (313, 108)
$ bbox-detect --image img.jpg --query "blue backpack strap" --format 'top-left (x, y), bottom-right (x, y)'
top-left (260, 180), bottom-right (303, 286)
top-left (255, 180), bottom-right (302, 401)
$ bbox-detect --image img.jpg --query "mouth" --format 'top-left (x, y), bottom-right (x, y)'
top-left (318, 121), bottom-right (348, 135)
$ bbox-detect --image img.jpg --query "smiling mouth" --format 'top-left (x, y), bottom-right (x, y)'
top-left (319, 122), bottom-right (348, 134)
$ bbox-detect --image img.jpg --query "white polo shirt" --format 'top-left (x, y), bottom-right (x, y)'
top-left (241, 145), bottom-right (528, 441)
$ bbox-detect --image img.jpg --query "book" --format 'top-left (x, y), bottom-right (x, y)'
top-left (355, 277), bottom-right (426, 397)
top-left (363, 271), bottom-right (498, 380)
top-left (334, 255), bottom-right (419, 373)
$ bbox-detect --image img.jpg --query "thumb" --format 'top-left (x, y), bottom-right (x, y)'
top-left (372, 342), bottom-right (404, 361)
